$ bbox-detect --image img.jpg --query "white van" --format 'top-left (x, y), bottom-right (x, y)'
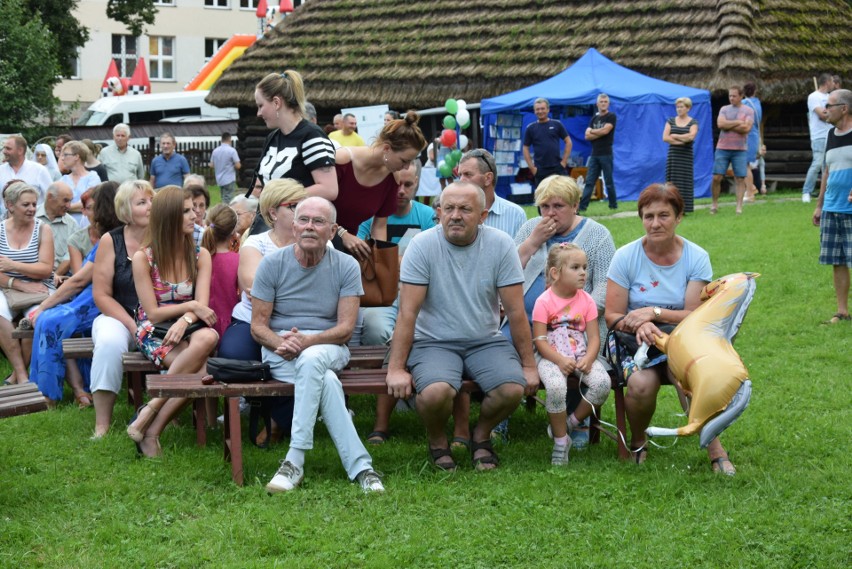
top-left (74, 91), bottom-right (238, 127)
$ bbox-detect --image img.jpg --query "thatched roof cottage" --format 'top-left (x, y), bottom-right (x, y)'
top-left (208, 0), bottom-right (852, 187)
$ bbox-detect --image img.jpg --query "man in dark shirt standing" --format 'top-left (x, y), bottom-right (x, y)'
top-left (579, 94), bottom-right (618, 211)
top-left (523, 98), bottom-right (572, 190)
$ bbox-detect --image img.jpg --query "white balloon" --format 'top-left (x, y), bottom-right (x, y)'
top-left (456, 109), bottom-right (471, 129)
top-left (459, 134), bottom-right (469, 149)
top-left (456, 99), bottom-right (467, 111)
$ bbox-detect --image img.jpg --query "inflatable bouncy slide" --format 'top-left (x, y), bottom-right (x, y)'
top-left (185, 35), bottom-right (257, 91)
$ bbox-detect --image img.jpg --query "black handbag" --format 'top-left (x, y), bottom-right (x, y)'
top-left (151, 319), bottom-right (207, 342)
top-left (206, 357), bottom-right (272, 383)
top-left (604, 316), bottom-right (675, 385)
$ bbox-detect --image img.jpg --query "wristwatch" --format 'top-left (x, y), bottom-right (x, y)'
top-left (182, 315), bottom-right (194, 325)
top-left (652, 306), bottom-right (662, 318)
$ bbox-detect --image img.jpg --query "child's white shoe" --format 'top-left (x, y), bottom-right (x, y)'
top-left (551, 439), bottom-right (572, 466)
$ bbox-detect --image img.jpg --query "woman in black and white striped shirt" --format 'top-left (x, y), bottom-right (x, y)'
top-left (0, 182), bottom-right (55, 384)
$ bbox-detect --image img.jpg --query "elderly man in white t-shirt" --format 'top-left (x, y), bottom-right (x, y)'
top-left (251, 197), bottom-right (383, 494)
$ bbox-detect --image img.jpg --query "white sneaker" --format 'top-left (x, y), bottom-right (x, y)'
top-left (266, 460), bottom-right (304, 493)
top-left (355, 469), bottom-right (385, 493)
top-left (218, 397), bottom-right (251, 424)
top-left (802, 193), bottom-right (811, 203)
top-left (551, 439), bottom-right (572, 466)
top-left (546, 417), bottom-right (574, 439)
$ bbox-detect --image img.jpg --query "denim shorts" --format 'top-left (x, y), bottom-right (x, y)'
top-left (713, 148), bottom-right (748, 177)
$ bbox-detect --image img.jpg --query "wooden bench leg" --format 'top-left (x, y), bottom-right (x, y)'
top-left (222, 396), bottom-right (243, 486)
top-left (192, 399), bottom-right (207, 447)
top-left (589, 408), bottom-right (601, 445)
top-left (128, 372), bottom-right (144, 409)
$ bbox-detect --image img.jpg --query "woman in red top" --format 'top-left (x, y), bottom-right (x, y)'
top-left (334, 111), bottom-right (427, 259)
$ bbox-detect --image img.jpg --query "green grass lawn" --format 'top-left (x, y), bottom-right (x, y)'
top-left (1, 190), bottom-right (849, 567)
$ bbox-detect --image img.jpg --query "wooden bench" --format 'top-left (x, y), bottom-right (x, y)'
top-left (146, 348), bottom-right (628, 485)
top-left (11, 326), bottom-right (34, 340)
top-left (0, 382), bottom-right (48, 418)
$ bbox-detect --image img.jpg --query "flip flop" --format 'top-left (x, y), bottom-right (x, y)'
top-left (631, 445), bottom-right (648, 465)
top-left (711, 456), bottom-right (736, 476)
top-left (823, 313), bottom-right (851, 325)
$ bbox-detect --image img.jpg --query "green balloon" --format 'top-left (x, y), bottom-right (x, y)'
top-left (442, 115), bottom-right (457, 130)
top-left (450, 149), bottom-right (463, 162)
top-left (444, 153), bottom-right (458, 168)
top-left (459, 118), bottom-right (471, 130)
top-left (445, 98), bottom-right (458, 115)
top-left (438, 160), bottom-right (454, 177)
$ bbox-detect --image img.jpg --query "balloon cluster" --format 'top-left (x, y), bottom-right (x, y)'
top-left (437, 98), bottom-right (471, 178)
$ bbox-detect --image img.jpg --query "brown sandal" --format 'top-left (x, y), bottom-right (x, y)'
top-left (428, 446), bottom-right (456, 471)
top-left (75, 392), bottom-right (93, 409)
top-left (471, 439), bottom-right (500, 471)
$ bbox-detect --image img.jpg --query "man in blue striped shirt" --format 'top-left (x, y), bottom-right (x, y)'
top-left (812, 88), bottom-right (852, 324)
top-left (458, 149), bottom-right (527, 239)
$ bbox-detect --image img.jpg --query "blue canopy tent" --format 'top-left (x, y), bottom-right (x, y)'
top-left (480, 48), bottom-right (712, 203)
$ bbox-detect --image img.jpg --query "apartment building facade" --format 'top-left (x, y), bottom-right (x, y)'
top-left (55, 0), bottom-right (295, 120)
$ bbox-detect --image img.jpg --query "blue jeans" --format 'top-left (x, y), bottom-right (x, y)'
top-left (580, 155), bottom-right (616, 210)
top-left (263, 336), bottom-right (373, 480)
top-left (361, 298), bottom-right (398, 347)
top-left (803, 137), bottom-right (826, 195)
top-left (219, 182), bottom-right (237, 205)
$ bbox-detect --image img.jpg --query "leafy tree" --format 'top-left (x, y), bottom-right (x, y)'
top-left (107, 0), bottom-right (158, 37)
top-left (0, 0), bottom-right (62, 131)
top-left (25, 0), bottom-right (89, 78)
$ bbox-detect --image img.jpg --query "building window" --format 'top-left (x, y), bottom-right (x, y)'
top-left (112, 34), bottom-right (138, 77)
top-left (153, 0), bottom-right (175, 5)
top-left (205, 38), bottom-right (228, 62)
top-left (205, 0), bottom-right (230, 7)
top-left (65, 50), bottom-right (81, 79)
top-left (149, 36), bottom-right (175, 81)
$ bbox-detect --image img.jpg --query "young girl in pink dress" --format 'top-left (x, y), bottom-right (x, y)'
top-left (532, 244), bottom-right (610, 466)
top-left (201, 204), bottom-right (240, 346)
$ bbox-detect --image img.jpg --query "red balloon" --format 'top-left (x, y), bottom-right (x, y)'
top-left (440, 129), bottom-right (457, 148)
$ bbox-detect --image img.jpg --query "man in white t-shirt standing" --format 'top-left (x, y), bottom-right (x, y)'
top-left (803, 73), bottom-right (834, 203)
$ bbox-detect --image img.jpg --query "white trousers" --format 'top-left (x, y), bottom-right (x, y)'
top-left (89, 314), bottom-right (134, 394)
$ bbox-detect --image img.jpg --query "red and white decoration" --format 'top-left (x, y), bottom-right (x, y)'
top-left (100, 58), bottom-right (152, 98)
